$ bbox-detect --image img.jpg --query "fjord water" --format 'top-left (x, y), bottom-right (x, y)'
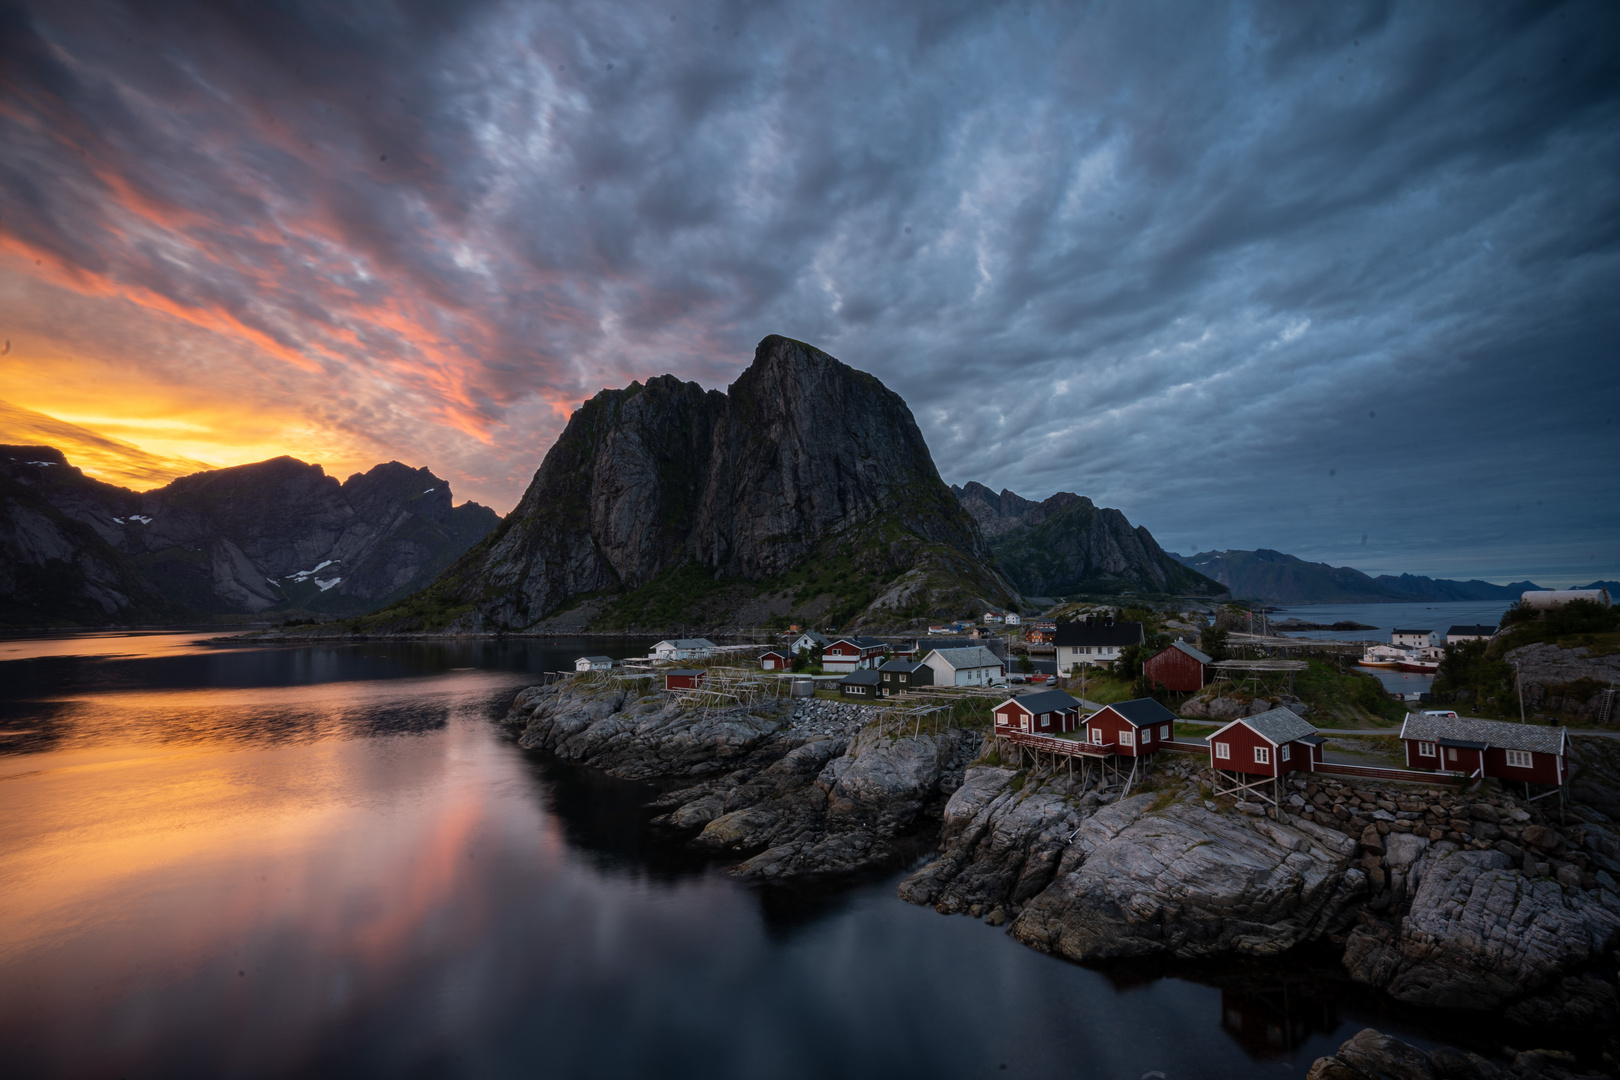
top-left (1, 633), bottom-right (1452, 1079)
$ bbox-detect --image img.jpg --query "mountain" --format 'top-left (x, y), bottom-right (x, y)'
top-left (0, 445), bottom-right (498, 627)
top-left (1166, 548), bottom-right (1547, 604)
top-left (369, 335), bottom-right (1018, 632)
top-left (952, 481), bottom-right (1225, 599)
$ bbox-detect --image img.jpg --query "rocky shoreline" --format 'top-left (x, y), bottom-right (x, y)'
top-left (503, 677), bottom-right (1620, 1074)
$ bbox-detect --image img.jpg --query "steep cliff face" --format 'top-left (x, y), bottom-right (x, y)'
top-left (0, 445), bottom-right (498, 626)
top-left (387, 336), bottom-right (1015, 632)
top-left (953, 481), bottom-right (1222, 598)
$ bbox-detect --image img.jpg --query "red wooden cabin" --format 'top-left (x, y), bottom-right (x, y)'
top-left (664, 669), bottom-right (706, 691)
top-left (822, 636), bottom-right (889, 673)
top-left (1207, 709), bottom-right (1319, 777)
top-left (1142, 640), bottom-right (1211, 693)
top-left (1084, 699), bottom-right (1178, 757)
top-left (993, 688), bottom-right (1082, 734)
top-left (1399, 713), bottom-right (1567, 786)
top-left (759, 651), bottom-right (790, 671)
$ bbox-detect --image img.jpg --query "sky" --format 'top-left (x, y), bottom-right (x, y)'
top-left (1, 0), bottom-right (1616, 585)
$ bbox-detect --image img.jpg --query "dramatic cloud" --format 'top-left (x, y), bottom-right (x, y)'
top-left (1, 0), bottom-right (1616, 581)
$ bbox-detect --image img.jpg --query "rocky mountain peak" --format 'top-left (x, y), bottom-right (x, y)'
top-left (385, 335), bottom-right (1014, 632)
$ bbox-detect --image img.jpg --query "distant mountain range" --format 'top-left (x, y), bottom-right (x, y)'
top-left (1165, 547), bottom-right (1587, 605)
top-left (0, 445), bottom-right (498, 627)
top-left (953, 482), bottom-right (1224, 599)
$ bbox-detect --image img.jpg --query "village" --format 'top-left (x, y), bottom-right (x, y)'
top-left (569, 605), bottom-right (1585, 823)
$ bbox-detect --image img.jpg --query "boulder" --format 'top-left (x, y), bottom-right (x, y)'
top-left (1343, 847), bottom-right (1620, 1009)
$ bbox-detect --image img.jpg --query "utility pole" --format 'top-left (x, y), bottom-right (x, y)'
top-left (1515, 661), bottom-right (1526, 723)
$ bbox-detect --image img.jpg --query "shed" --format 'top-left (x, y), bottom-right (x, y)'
top-left (664, 669), bottom-right (706, 691)
top-left (993, 688), bottom-right (1082, 735)
top-left (759, 650), bottom-right (791, 671)
top-left (574, 655), bottom-right (614, 673)
top-left (1085, 698), bottom-right (1178, 757)
top-left (1207, 709), bottom-right (1319, 778)
top-left (878, 659), bottom-right (932, 697)
top-left (1143, 640), bottom-right (1211, 693)
top-left (1398, 713), bottom-right (1568, 787)
top-left (839, 670), bottom-right (882, 698)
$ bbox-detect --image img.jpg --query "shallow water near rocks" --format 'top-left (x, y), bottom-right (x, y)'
top-left (0, 631), bottom-right (1529, 1078)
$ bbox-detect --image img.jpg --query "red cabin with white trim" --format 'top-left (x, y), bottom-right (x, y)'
top-left (993, 689), bottom-right (1082, 734)
top-left (1142, 640), bottom-right (1211, 693)
top-left (759, 651), bottom-right (790, 671)
top-left (1207, 709), bottom-right (1319, 778)
top-left (1399, 713), bottom-right (1566, 786)
top-left (822, 636), bottom-right (889, 673)
top-left (1084, 699), bottom-right (1178, 757)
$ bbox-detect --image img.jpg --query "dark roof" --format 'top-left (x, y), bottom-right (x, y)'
top-left (840, 670), bottom-right (883, 685)
top-left (921, 638), bottom-right (976, 651)
top-left (1054, 621), bottom-right (1144, 648)
top-left (1446, 624), bottom-right (1498, 637)
top-left (1399, 713), bottom-right (1566, 755)
top-left (1298, 735), bottom-right (1327, 746)
top-left (1391, 628), bottom-right (1433, 636)
top-left (1213, 708), bottom-right (1318, 745)
top-left (830, 636), bottom-right (888, 649)
top-left (578, 655), bottom-right (613, 663)
top-left (880, 660), bottom-right (926, 673)
top-left (665, 669), bottom-right (705, 677)
top-left (1438, 738), bottom-right (1490, 751)
top-left (1005, 689), bottom-right (1081, 714)
top-left (1156, 640), bottom-right (1211, 665)
top-left (1094, 698), bottom-right (1177, 727)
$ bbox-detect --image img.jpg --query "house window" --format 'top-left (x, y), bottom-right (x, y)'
top-left (997, 713), bottom-right (1008, 725)
top-left (1091, 729), bottom-right (1103, 744)
top-left (1142, 727), bottom-right (1152, 742)
top-left (1254, 746), bottom-right (1270, 765)
top-left (1120, 730), bottom-right (1134, 747)
top-left (1041, 714), bottom-right (1050, 728)
top-left (1447, 748), bottom-right (1458, 762)
top-left (1506, 749), bottom-right (1533, 769)
top-left (1215, 742), bottom-right (1230, 760)
top-left (1418, 742), bottom-right (1435, 757)
top-left (900, 674), bottom-right (907, 683)
top-left (1281, 745), bottom-right (1290, 762)
top-left (1160, 725), bottom-right (1170, 739)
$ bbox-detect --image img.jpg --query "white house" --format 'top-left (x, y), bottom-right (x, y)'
top-left (652, 638), bottom-right (718, 661)
top-left (983, 611), bottom-right (1004, 624)
top-left (1053, 618), bottom-right (1143, 672)
top-left (1391, 628), bottom-right (1439, 649)
top-left (788, 630), bottom-right (831, 656)
top-left (920, 646), bottom-right (1004, 687)
top-left (1003, 613), bottom-right (1022, 626)
top-left (575, 655), bottom-right (614, 672)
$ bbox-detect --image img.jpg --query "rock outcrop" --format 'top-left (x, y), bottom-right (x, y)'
top-left (0, 446), bottom-right (497, 626)
top-left (953, 481), bottom-right (1222, 598)
top-left (1505, 641), bottom-right (1620, 724)
top-left (1308, 1026), bottom-right (1612, 1080)
top-left (506, 679), bottom-right (980, 879)
top-left (385, 336), bottom-right (1017, 632)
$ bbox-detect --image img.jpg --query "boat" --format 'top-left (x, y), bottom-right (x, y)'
top-left (1396, 656), bottom-right (1440, 673)
top-left (1358, 645), bottom-right (1405, 668)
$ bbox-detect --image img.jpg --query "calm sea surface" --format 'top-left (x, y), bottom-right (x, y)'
top-left (0, 631), bottom-right (1505, 1079)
